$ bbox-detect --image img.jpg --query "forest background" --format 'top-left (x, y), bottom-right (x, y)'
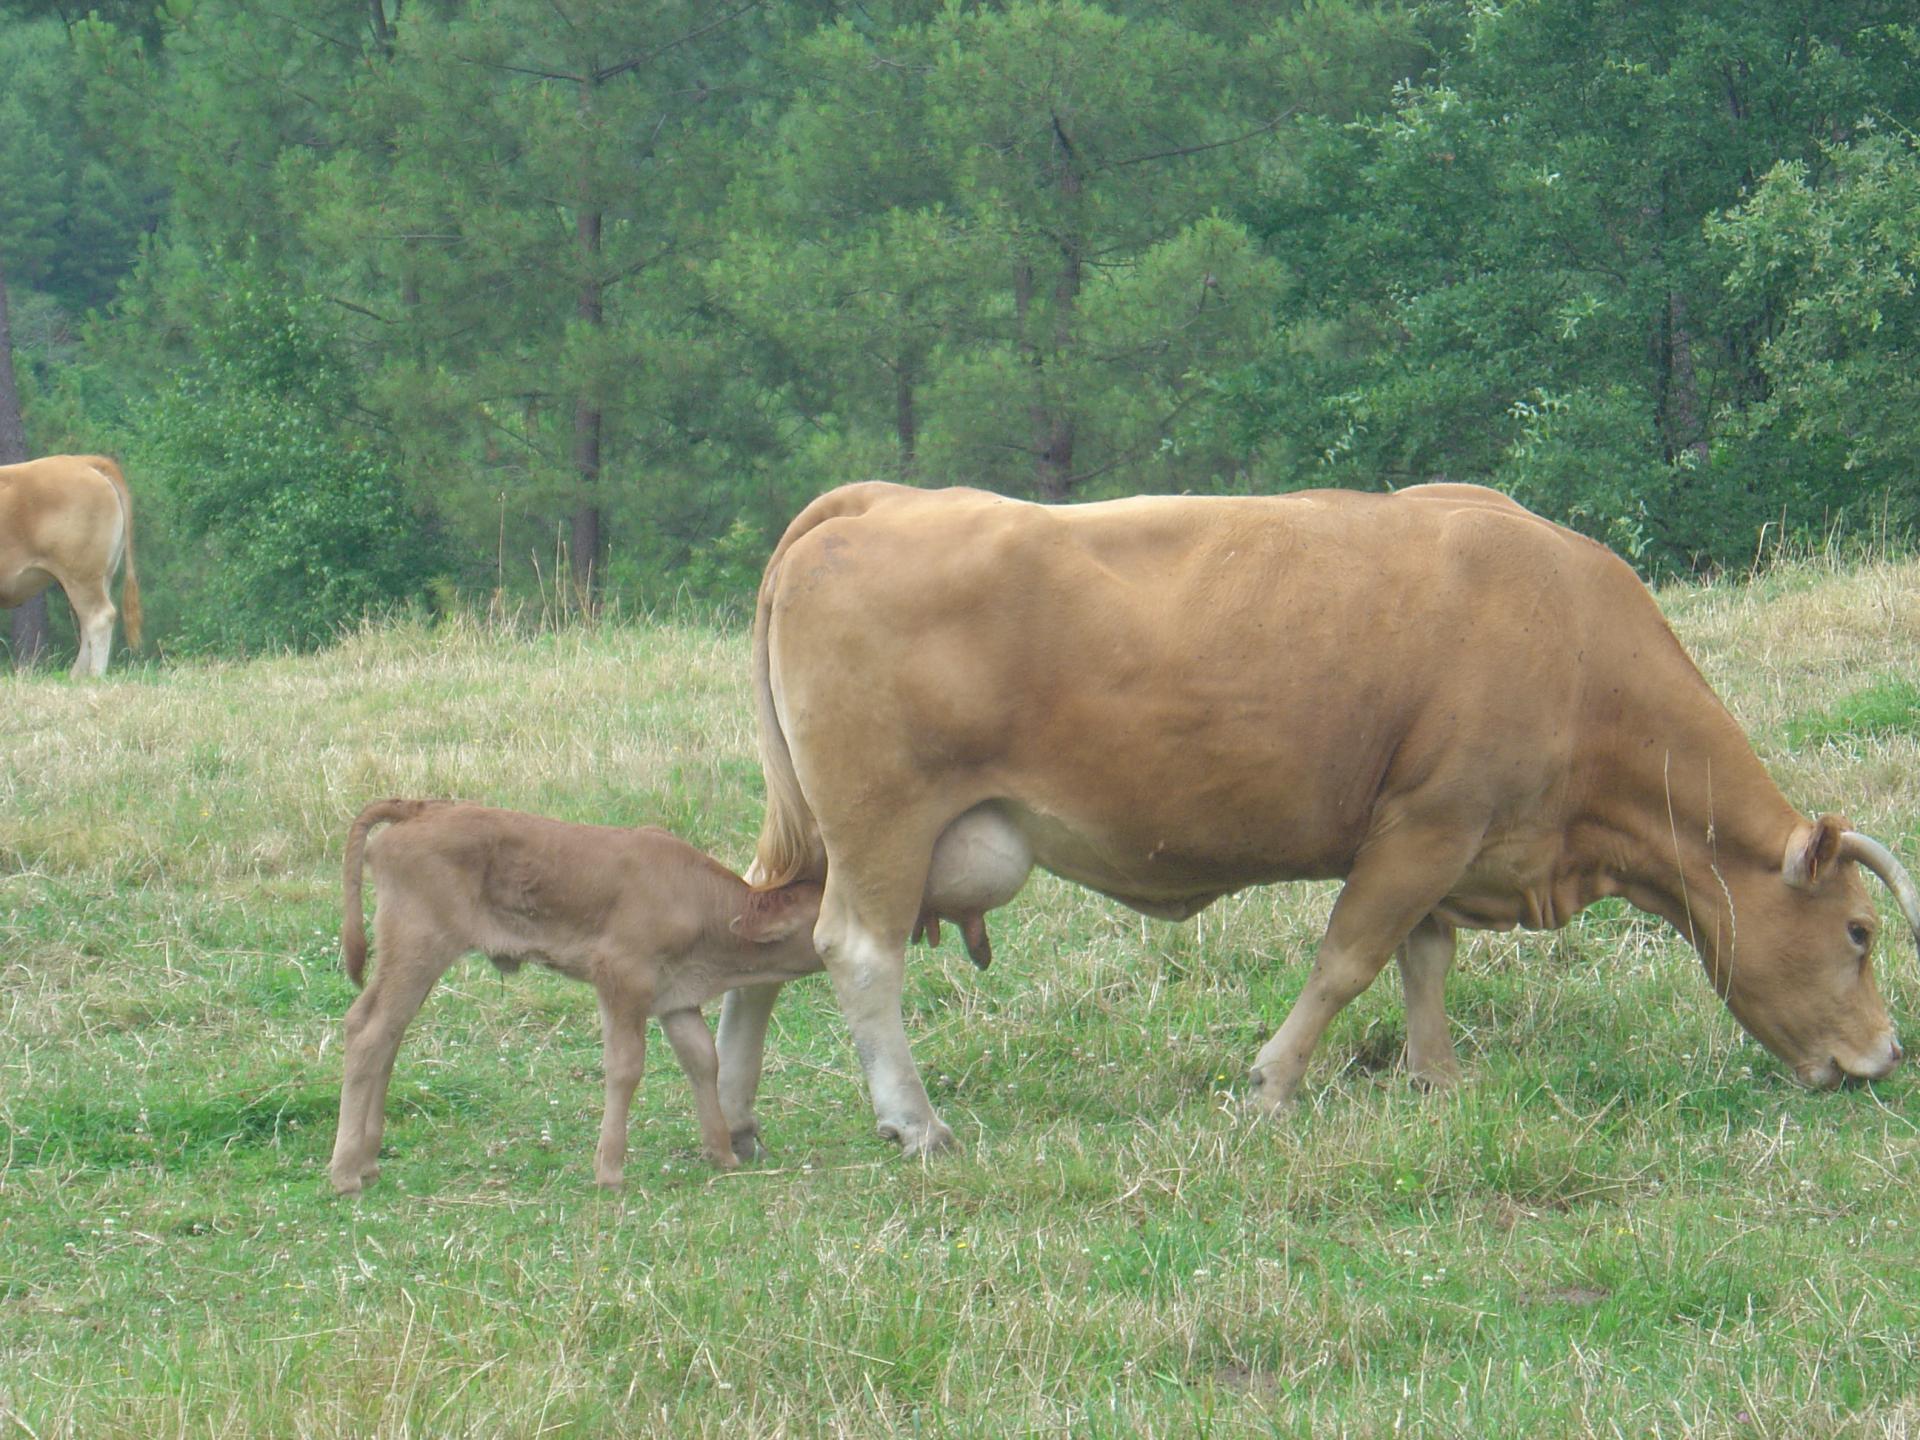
top-left (2, 0), bottom-right (1917, 655)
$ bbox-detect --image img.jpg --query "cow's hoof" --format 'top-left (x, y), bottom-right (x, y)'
top-left (729, 1126), bottom-right (766, 1163)
top-left (1406, 1062), bottom-right (1462, 1092)
top-left (878, 1116), bottom-right (957, 1159)
top-left (705, 1147), bottom-right (742, 1171)
top-left (330, 1163), bottom-right (373, 1196)
top-left (1244, 1065), bottom-right (1300, 1115)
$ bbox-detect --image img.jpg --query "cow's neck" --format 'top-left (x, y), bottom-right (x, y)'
top-left (1575, 652), bottom-right (1799, 981)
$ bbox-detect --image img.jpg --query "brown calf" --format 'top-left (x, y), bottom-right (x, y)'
top-left (328, 799), bottom-right (825, 1195)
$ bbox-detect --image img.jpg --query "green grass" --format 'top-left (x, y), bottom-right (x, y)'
top-left (1788, 679), bottom-right (1920, 751)
top-left (4, 563), bottom-right (1920, 1437)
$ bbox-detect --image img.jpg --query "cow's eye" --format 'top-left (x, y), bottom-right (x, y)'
top-left (1848, 921), bottom-right (1872, 949)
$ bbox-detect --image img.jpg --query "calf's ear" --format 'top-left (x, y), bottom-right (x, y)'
top-left (732, 882), bottom-right (823, 943)
top-left (1783, 814), bottom-right (1847, 890)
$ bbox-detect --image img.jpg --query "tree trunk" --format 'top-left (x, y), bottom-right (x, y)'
top-left (368, 0), bottom-right (393, 56)
top-left (1662, 288), bottom-right (1710, 465)
top-left (1032, 114), bottom-right (1083, 501)
top-left (0, 260), bottom-right (48, 668)
top-left (570, 76), bottom-right (604, 605)
top-left (893, 352), bottom-right (918, 479)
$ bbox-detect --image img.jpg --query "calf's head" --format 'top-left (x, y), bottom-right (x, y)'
top-left (1716, 818), bottom-right (1919, 1088)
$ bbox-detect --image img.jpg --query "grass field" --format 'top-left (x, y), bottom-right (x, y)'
top-left (4, 555), bottom-right (1920, 1438)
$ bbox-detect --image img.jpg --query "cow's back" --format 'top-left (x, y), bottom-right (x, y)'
top-left (759, 483), bottom-right (1673, 902)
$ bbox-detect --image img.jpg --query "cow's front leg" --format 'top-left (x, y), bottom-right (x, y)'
top-left (815, 885), bottom-right (954, 1158)
top-left (1397, 914), bottom-right (1460, 1089)
top-left (715, 981), bottom-right (784, 1160)
top-left (1250, 822), bottom-right (1474, 1111)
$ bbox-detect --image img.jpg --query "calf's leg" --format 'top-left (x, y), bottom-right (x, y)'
top-left (594, 986), bottom-right (650, 1187)
top-left (715, 981), bottom-right (783, 1160)
top-left (330, 917), bottom-right (461, 1194)
top-left (661, 1008), bottom-right (740, 1170)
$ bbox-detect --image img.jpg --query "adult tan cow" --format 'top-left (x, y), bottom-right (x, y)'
top-left (0, 454), bottom-right (142, 677)
top-left (715, 481), bottom-right (1920, 1158)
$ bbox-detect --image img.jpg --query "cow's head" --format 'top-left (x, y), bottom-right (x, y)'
top-left (1715, 817), bottom-right (1920, 1088)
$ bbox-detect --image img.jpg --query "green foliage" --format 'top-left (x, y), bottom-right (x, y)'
top-left (1713, 127), bottom-right (1920, 538)
top-left (138, 280), bottom-right (446, 651)
top-left (1236, 0), bottom-right (1920, 573)
top-left (0, 17), bottom-right (161, 315)
top-left (9, 0), bottom-right (1920, 652)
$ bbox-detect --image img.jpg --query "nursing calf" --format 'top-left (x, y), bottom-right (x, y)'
top-left (328, 800), bottom-right (825, 1194)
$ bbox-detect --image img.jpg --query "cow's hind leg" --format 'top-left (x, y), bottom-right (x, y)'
top-left (1250, 822), bottom-right (1477, 1112)
top-left (60, 575), bottom-right (116, 679)
top-left (1397, 915), bottom-right (1460, 1089)
top-left (715, 981), bottom-right (784, 1160)
top-left (329, 913), bottom-right (461, 1194)
top-left (814, 847), bottom-right (954, 1158)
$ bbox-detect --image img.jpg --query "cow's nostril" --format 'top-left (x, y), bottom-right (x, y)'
top-left (1891, 1038), bottom-right (1905, 1066)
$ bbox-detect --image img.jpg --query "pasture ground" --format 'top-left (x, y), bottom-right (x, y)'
top-left (3, 555), bottom-right (1920, 1437)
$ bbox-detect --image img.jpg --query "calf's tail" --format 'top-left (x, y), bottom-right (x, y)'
top-left (342, 799), bottom-right (438, 986)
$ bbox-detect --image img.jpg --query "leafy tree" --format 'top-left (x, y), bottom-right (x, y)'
top-left (299, 0), bottom-right (767, 603)
top-left (719, 1), bottom-right (1419, 503)
top-left (1241, 0), bottom-right (1920, 570)
top-left (138, 280), bottom-right (446, 651)
top-left (1712, 128), bottom-right (1920, 537)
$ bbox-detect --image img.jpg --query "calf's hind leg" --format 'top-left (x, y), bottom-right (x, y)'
top-left (593, 982), bottom-right (651, 1187)
top-left (329, 912), bottom-right (463, 1195)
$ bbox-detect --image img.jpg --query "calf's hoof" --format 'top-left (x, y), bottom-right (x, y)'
top-left (330, 1163), bottom-right (375, 1196)
top-left (704, 1146), bottom-right (742, 1171)
top-left (878, 1115), bottom-right (957, 1159)
top-left (728, 1125), bottom-right (766, 1163)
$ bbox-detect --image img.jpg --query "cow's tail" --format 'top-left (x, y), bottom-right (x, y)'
top-left (84, 455), bottom-right (141, 649)
top-left (342, 799), bottom-right (438, 987)
top-left (749, 484), bottom-right (898, 890)
top-left (749, 554), bottom-right (824, 891)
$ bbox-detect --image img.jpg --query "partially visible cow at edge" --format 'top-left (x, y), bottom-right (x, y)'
top-left (0, 454), bottom-right (142, 677)
top-left (714, 481), bottom-right (1920, 1159)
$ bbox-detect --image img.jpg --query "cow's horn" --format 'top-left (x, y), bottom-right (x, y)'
top-left (1841, 831), bottom-right (1920, 959)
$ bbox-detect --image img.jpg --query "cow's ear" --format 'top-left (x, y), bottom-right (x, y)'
top-left (1783, 815), bottom-right (1847, 890)
top-left (732, 882), bottom-right (822, 943)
